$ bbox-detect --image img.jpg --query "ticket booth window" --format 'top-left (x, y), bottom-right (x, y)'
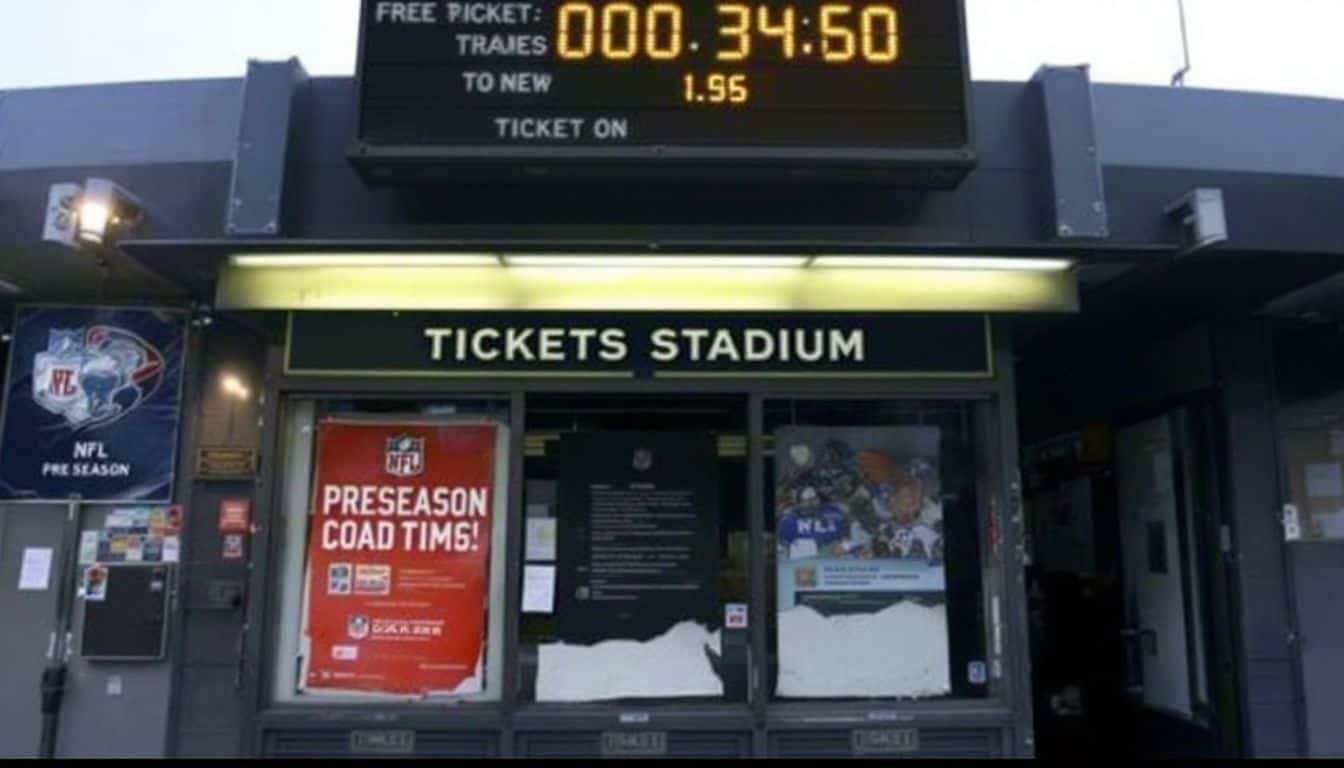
top-left (764, 399), bottom-right (993, 701)
top-left (516, 395), bottom-right (750, 703)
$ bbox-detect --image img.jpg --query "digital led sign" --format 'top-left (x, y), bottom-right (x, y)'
top-left (353, 1), bottom-right (974, 181)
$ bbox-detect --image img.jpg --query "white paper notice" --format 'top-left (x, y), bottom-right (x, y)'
top-left (1306, 463), bottom-right (1344, 498)
top-left (1316, 510), bottom-right (1344, 539)
top-left (78, 531), bottom-right (99, 565)
top-left (522, 565), bottom-right (556, 614)
top-left (163, 536), bottom-right (181, 564)
top-left (18, 547), bottom-right (54, 591)
top-left (526, 518), bottom-right (557, 562)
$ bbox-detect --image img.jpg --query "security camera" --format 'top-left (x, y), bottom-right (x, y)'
top-left (1165, 188), bottom-right (1228, 255)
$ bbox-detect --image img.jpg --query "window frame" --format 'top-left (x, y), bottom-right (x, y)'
top-left (242, 367), bottom-right (1028, 747)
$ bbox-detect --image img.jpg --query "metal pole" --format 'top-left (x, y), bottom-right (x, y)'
top-left (37, 498), bottom-right (82, 759)
top-left (1172, 0), bottom-right (1193, 87)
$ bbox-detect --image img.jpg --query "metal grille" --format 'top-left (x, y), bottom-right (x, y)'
top-left (769, 728), bottom-right (1002, 758)
top-left (517, 731), bottom-right (752, 758)
top-left (262, 729), bottom-right (498, 758)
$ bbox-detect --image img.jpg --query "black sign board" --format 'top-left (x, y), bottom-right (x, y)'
top-left (286, 311), bottom-right (992, 379)
top-left (351, 0), bottom-right (974, 183)
top-left (555, 431), bottom-right (719, 644)
top-left (80, 564), bottom-right (172, 661)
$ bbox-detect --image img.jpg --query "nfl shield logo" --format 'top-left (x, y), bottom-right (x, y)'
top-left (347, 615), bottom-right (371, 640)
top-left (31, 326), bottom-right (166, 430)
top-left (385, 436), bottom-right (425, 478)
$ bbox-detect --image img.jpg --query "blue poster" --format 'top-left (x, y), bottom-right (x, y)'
top-left (0, 307), bottom-right (187, 502)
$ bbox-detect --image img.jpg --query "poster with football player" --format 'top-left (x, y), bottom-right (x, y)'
top-left (774, 427), bottom-right (951, 698)
top-left (298, 419), bottom-right (509, 698)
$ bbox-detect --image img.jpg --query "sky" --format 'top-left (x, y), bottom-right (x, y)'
top-left (0, 0), bottom-right (1342, 100)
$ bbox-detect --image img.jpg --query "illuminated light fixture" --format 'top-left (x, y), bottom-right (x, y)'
top-left (0, 276), bottom-right (22, 296)
top-left (221, 375), bottom-right (251, 401)
top-left (813, 256), bottom-right (1075, 272)
top-left (75, 178), bottom-right (144, 246)
top-left (230, 253), bottom-right (499, 269)
top-left (503, 255), bottom-right (810, 269)
top-left (217, 252), bottom-right (1079, 313)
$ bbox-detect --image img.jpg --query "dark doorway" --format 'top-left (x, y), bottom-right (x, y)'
top-left (1023, 404), bottom-right (1239, 760)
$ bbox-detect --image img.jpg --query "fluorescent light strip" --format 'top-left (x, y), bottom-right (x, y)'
top-left (813, 256), bottom-right (1075, 272)
top-left (231, 253), bottom-right (499, 268)
top-left (503, 255), bottom-right (810, 269)
top-left (231, 253), bottom-right (1074, 273)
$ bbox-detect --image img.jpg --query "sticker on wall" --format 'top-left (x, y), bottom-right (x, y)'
top-left (218, 498), bottom-right (251, 534)
top-left (222, 534), bottom-right (246, 561)
top-left (78, 530), bottom-right (100, 565)
top-left (725, 604), bottom-right (749, 630)
top-left (968, 661), bottom-right (988, 686)
top-left (83, 565), bottom-right (109, 602)
top-left (96, 507), bottom-right (181, 563)
top-left (163, 536), bottom-right (180, 564)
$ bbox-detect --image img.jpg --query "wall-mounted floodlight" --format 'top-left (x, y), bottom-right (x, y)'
top-left (77, 179), bottom-right (144, 246)
top-left (42, 179), bottom-right (145, 250)
top-left (221, 375), bottom-right (252, 401)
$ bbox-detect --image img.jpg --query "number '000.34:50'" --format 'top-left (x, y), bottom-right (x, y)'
top-left (555, 3), bottom-right (903, 65)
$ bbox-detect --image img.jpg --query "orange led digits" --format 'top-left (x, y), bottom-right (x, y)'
top-left (555, 3), bottom-right (900, 65)
top-left (601, 3), bottom-right (639, 60)
top-left (684, 73), bottom-right (750, 104)
top-left (820, 5), bottom-right (856, 63)
top-left (862, 6), bottom-right (900, 63)
top-left (647, 4), bottom-right (684, 60)
top-left (757, 5), bottom-right (797, 59)
top-left (717, 4), bottom-right (752, 62)
top-left (556, 3), bottom-right (596, 60)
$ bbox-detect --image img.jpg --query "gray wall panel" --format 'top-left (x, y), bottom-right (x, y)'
top-left (1095, 85), bottom-right (1344, 177)
top-left (0, 80), bottom-right (242, 171)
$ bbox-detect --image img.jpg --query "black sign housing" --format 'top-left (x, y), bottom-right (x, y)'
top-left (350, 0), bottom-right (975, 184)
top-left (286, 311), bottom-right (993, 379)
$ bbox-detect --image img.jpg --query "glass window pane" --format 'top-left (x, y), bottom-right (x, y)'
top-left (270, 397), bottom-right (511, 704)
top-left (1274, 321), bottom-right (1344, 541)
top-left (765, 399), bottom-right (991, 701)
top-left (518, 395), bottom-right (749, 703)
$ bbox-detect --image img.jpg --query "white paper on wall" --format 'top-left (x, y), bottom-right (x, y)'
top-left (536, 621), bottom-right (723, 702)
top-left (776, 602), bottom-right (951, 699)
top-left (522, 565), bottom-right (556, 614)
top-left (1306, 463), bottom-right (1344, 498)
top-left (525, 518), bottom-right (557, 562)
top-left (18, 548), bottom-right (54, 591)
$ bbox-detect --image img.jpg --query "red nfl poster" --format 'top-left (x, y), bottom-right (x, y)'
top-left (300, 420), bottom-right (500, 696)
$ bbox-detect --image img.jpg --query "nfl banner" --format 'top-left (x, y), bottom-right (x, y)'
top-left (300, 420), bottom-right (506, 697)
top-left (0, 307), bottom-right (187, 502)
